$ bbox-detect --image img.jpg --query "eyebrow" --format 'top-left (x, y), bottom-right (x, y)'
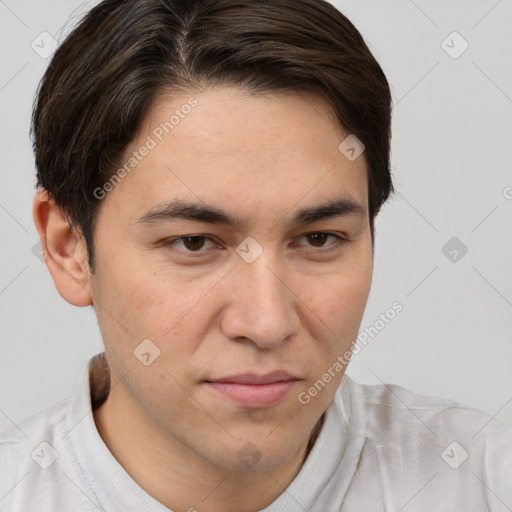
top-left (135, 196), bottom-right (365, 230)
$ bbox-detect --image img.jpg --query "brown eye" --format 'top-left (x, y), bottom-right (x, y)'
top-left (180, 236), bottom-right (207, 251)
top-left (306, 233), bottom-right (330, 247)
top-left (300, 232), bottom-right (346, 249)
top-left (161, 235), bottom-right (217, 254)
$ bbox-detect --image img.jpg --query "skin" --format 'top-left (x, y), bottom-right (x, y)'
top-left (33, 86), bottom-right (373, 512)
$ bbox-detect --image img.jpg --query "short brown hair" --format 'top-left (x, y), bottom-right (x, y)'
top-left (32, 0), bottom-right (393, 270)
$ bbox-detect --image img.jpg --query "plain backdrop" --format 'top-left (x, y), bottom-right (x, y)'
top-left (0, 0), bottom-right (511, 432)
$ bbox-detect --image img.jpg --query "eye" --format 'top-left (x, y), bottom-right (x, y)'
top-left (161, 235), bottom-right (217, 253)
top-left (296, 232), bottom-right (348, 250)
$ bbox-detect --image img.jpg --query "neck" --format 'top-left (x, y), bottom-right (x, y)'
top-left (91, 358), bottom-right (324, 512)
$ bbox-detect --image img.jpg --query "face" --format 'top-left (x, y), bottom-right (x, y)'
top-left (88, 86), bottom-right (372, 472)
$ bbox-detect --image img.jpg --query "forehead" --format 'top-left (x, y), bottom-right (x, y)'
top-left (100, 86), bottom-right (368, 224)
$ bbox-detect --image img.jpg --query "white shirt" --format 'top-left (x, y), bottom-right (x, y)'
top-left (1, 354), bottom-right (511, 511)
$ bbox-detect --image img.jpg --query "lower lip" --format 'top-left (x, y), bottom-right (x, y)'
top-left (205, 381), bottom-right (298, 409)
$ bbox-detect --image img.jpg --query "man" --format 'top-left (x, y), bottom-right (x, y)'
top-left (1, 0), bottom-right (510, 510)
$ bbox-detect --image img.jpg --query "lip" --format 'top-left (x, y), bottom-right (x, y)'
top-left (207, 370), bottom-right (300, 385)
top-left (204, 371), bottom-right (301, 409)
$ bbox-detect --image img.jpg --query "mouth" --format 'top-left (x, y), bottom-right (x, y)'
top-left (204, 371), bottom-right (301, 409)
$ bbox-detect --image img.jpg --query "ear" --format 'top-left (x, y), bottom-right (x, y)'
top-left (33, 189), bottom-right (93, 306)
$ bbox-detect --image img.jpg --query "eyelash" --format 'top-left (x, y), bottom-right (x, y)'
top-left (159, 232), bottom-right (348, 256)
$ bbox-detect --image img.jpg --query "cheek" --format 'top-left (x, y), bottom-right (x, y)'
top-left (94, 251), bottom-right (183, 330)
top-left (96, 261), bottom-right (228, 374)
top-left (303, 259), bottom-right (372, 336)
top-left (294, 269), bottom-right (371, 407)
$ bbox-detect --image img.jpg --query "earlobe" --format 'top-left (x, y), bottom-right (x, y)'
top-left (33, 189), bottom-right (93, 307)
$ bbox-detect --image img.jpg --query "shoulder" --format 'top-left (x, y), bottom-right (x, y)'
top-left (0, 396), bottom-right (70, 464)
top-left (340, 375), bottom-right (512, 509)
top-left (0, 398), bottom-right (72, 509)
top-left (349, 376), bottom-right (512, 443)
top-left (0, 359), bottom-right (101, 512)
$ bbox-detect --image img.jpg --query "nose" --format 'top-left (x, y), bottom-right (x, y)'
top-left (219, 252), bottom-right (299, 349)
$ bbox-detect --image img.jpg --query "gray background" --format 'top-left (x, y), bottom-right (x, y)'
top-left (0, 0), bottom-right (511, 431)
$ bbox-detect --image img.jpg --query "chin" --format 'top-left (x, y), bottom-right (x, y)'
top-left (202, 435), bottom-right (305, 473)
